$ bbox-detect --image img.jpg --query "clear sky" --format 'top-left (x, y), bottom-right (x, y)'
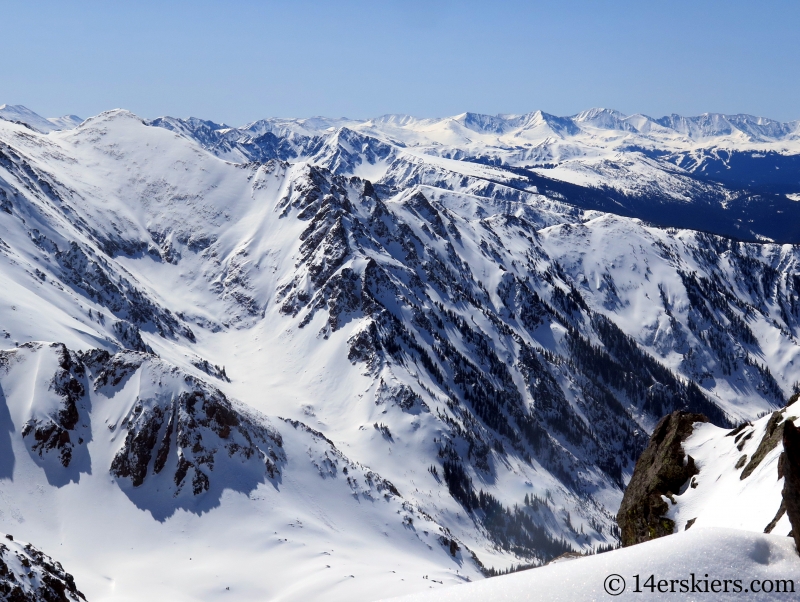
top-left (2, 0), bottom-right (799, 125)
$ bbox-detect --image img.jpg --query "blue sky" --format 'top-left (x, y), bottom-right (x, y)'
top-left (2, 0), bottom-right (799, 125)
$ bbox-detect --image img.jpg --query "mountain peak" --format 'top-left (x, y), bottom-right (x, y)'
top-left (0, 103), bottom-right (83, 133)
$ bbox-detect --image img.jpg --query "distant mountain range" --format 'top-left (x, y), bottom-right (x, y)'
top-left (149, 106), bottom-right (800, 243)
top-left (0, 104), bottom-right (799, 601)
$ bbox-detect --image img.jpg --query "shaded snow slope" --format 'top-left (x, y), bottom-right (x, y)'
top-left (0, 109), bottom-right (800, 600)
top-left (385, 528), bottom-right (800, 601)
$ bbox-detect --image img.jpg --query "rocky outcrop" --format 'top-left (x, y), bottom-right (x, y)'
top-left (0, 342), bottom-right (285, 513)
top-left (617, 411), bottom-right (708, 546)
top-left (741, 410), bottom-right (786, 480)
top-left (782, 420), bottom-right (800, 553)
top-left (0, 534), bottom-right (85, 601)
top-left (111, 382), bottom-right (283, 494)
top-left (20, 344), bottom-right (88, 468)
top-left (106, 356), bottom-right (285, 497)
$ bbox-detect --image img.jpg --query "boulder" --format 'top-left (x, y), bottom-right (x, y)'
top-left (617, 411), bottom-right (708, 546)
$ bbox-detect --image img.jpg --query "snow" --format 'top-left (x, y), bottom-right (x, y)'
top-left (138, 105), bottom-right (800, 223)
top-left (0, 104), bottom-right (82, 132)
top-left (385, 528), bottom-right (800, 601)
top-left (0, 344), bottom-right (483, 602)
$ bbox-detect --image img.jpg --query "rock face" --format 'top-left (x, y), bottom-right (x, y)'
top-left (782, 420), bottom-right (800, 553)
top-left (88, 350), bottom-right (287, 504)
top-left (740, 410), bottom-right (787, 480)
top-left (617, 411), bottom-right (708, 546)
top-left (0, 343), bottom-right (287, 517)
top-left (0, 534), bottom-right (85, 601)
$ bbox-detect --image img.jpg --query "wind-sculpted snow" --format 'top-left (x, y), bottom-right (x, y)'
top-left (1, 109), bottom-right (800, 600)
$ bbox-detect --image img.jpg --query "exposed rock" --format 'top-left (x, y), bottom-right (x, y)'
top-left (190, 358), bottom-right (229, 382)
top-left (281, 418), bottom-right (401, 499)
top-left (764, 500), bottom-right (786, 534)
top-left (0, 534), bottom-right (85, 601)
top-left (91, 351), bottom-right (146, 390)
top-left (740, 410), bottom-right (786, 480)
top-left (439, 536), bottom-right (460, 557)
top-left (617, 410), bottom-right (708, 546)
top-left (110, 371), bottom-right (284, 496)
top-left (55, 241), bottom-right (183, 339)
top-left (21, 344), bottom-right (87, 468)
top-left (112, 320), bottom-right (152, 353)
top-left (781, 420), bottom-right (800, 553)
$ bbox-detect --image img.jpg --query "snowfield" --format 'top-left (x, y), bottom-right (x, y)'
top-left (386, 528), bottom-right (800, 601)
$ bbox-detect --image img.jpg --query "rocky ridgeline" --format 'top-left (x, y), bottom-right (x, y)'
top-left (0, 534), bottom-right (85, 602)
top-left (16, 344), bottom-right (88, 469)
top-left (106, 353), bottom-right (286, 497)
top-left (269, 164), bottom-right (785, 559)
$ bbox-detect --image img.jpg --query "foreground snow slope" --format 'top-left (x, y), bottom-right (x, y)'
top-left (385, 528), bottom-right (800, 601)
top-left (394, 528), bottom-right (800, 602)
top-left (0, 107), bottom-right (799, 600)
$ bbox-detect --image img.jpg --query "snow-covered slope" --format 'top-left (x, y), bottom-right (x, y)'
top-left (385, 528), bottom-right (800, 601)
top-left (0, 104), bottom-right (82, 133)
top-left (0, 107), bottom-right (799, 600)
top-left (0, 343), bottom-right (474, 601)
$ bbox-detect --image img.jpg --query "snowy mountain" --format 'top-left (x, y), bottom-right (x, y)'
top-left (150, 106), bottom-right (800, 243)
top-left (0, 105), bottom-right (799, 600)
top-left (0, 104), bottom-right (82, 134)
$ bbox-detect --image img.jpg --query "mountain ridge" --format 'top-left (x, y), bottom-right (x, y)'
top-left (0, 105), bottom-right (799, 600)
